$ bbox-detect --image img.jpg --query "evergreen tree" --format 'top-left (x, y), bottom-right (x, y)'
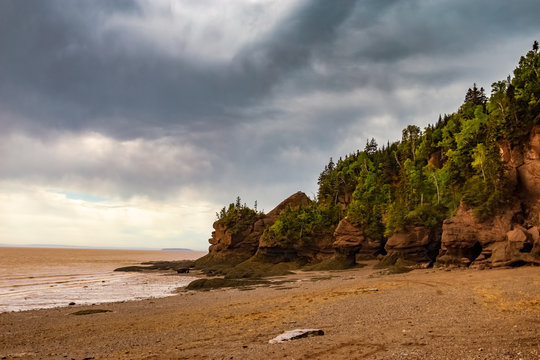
top-left (465, 83), bottom-right (488, 106)
top-left (364, 138), bottom-right (378, 155)
top-left (218, 43), bottom-right (540, 251)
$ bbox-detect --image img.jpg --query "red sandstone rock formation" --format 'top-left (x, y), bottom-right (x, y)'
top-left (199, 127), bottom-right (540, 270)
top-left (332, 218), bottom-right (383, 265)
top-left (256, 192), bottom-right (334, 264)
top-left (438, 126), bottom-right (540, 267)
top-left (437, 203), bottom-right (516, 267)
top-left (198, 192), bottom-right (312, 266)
top-left (384, 225), bottom-right (440, 263)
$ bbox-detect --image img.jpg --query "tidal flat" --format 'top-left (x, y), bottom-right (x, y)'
top-left (1, 262), bottom-right (539, 359)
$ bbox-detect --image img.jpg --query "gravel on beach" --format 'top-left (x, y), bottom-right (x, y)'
top-left (1, 263), bottom-right (539, 359)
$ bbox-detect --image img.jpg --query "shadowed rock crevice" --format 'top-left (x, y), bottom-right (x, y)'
top-left (471, 241), bottom-right (483, 260)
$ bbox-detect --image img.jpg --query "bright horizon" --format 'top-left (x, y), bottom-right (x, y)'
top-left (0, 243), bottom-right (206, 252)
top-left (1, 1), bottom-right (540, 250)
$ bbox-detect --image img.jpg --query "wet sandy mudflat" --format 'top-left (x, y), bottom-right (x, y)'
top-left (1, 263), bottom-right (539, 359)
top-left (0, 247), bottom-right (204, 312)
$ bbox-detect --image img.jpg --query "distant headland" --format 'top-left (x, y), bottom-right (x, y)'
top-left (162, 248), bottom-right (195, 252)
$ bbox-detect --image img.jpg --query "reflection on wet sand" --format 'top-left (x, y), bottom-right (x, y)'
top-left (0, 247), bottom-right (204, 312)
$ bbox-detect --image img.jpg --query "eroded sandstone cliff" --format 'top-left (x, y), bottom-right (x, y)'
top-left (196, 191), bottom-right (313, 267)
top-left (199, 127), bottom-right (540, 271)
top-left (332, 218), bottom-right (384, 265)
top-left (436, 125), bottom-right (540, 267)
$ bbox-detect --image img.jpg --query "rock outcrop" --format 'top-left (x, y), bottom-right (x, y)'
top-left (384, 225), bottom-right (441, 263)
top-left (199, 126), bottom-right (540, 271)
top-left (332, 218), bottom-right (383, 265)
top-left (438, 198), bottom-right (540, 267)
top-left (474, 225), bottom-right (540, 268)
top-left (437, 204), bottom-right (515, 267)
top-left (256, 193), bottom-right (334, 264)
top-left (197, 192), bottom-right (312, 266)
top-left (257, 233), bottom-right (335, 265)
top-left (436, 127), bottom-right (540, 267)
top-left (203, 220), bottom-right (262, 265)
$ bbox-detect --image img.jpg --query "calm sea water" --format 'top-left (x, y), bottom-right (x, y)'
top-left (0, 247), bottom-right (206, 312)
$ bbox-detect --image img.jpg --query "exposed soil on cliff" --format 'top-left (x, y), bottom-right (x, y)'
top-left (1, 263), bottom-right (539, 359)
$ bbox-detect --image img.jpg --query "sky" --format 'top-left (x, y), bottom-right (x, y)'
top-left (1, 0), bottom-right (539, 250)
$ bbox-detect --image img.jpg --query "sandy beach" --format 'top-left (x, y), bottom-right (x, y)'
top-left (1, 262), bottom-right (539, 359)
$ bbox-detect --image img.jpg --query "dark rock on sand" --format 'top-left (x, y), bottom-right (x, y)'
top-left (71, 309), bottom-right (111, 316)
top-left (115, 260), bottom-right (194, 272)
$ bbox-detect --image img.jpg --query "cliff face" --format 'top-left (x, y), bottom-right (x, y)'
top-left (200, 127), bottom-right (540, 270)
top-left (437, 125), bottom-right (540, 267)
top-left (255, 192), bottom-right (336, 264)
top-left (332, 218), bottom-right (384, 265)
top-left (257, 232), bottom-right (334, 264)
top-left (197, 192), bottom-right (313, 266)
top-left (385, 225), bottom-right (441, 264)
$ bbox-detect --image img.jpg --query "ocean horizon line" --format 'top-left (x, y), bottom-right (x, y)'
top-left (0, 243), bottom-right (207, 252)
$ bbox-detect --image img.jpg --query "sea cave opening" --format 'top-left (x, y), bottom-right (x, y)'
top-left (471, 241), bottom-right (483, 261)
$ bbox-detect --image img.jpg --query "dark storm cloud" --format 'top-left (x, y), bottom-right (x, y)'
top-left (1, 0), bottom-right (540, 206)
top-left (232, 1), bottom-right (359, 82)
top-left (2, 0), bottom-right (539, 138)
top-left (341, 0), bottom-right (540, 64)
top-left (277, 0), bottom-right (540, 97)
top-left (0, 0), bottom-right (358, 138)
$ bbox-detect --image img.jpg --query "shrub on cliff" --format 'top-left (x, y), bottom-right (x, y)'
top-left (261, 203), bottom-right (339, 246)
top-left (215, 197), bottom-right (263, 235)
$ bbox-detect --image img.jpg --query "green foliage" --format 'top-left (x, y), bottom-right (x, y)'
top-left (461, 174), bottom-right (511, 222)
top-left (211, 43), bottom-right (539, 254)
top-left (347, 154), bottom-right (390, 240)
top-left (216, 197), bottom-right (262, 235)
top-left (262, 203), bottom-right (340, 246)
top-left (404, 203), bottom-right (448, 229)
top-left (464, 83), bottom-right (488, 107)
top-left (384, 201), bottom-right (407, 237)
top-left (312, 42), bottom-right (539, 239)
top-left (496, 42), bottom-right (540, 144)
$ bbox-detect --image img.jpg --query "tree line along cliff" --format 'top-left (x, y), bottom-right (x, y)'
top-left (195, 41), bottom-right (540, 275)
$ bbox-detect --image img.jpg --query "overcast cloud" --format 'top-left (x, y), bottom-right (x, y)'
top-left (1, 0), bottom-right (539, 250)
